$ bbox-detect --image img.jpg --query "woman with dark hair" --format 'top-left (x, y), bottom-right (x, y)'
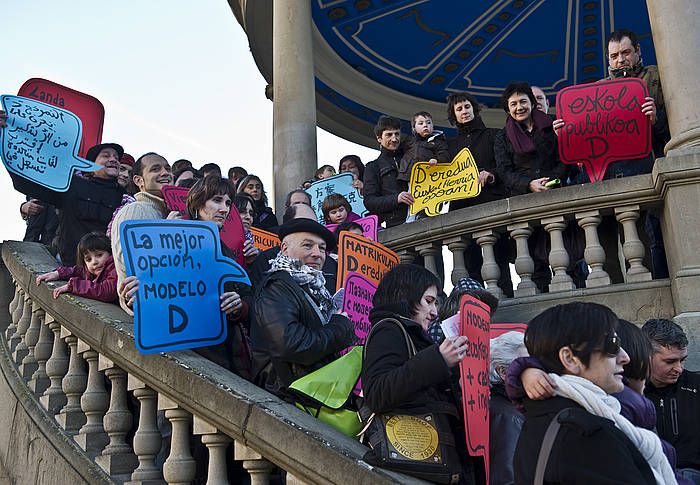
top-left (339, 154), bottom-right (365, 193)
top-left (361, 264), bottom-right (477, 483)
top-left (233, 193), bottom-right (259, 266)
top-left (237, 174), bottom-right (278, 231)
top-left (512, 302), bottom-right (674, 484)
top-left (446, 92), bottom-right (507, 209)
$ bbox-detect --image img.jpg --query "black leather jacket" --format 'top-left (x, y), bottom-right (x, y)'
top-left (363, 147), bottom-right (407, 227)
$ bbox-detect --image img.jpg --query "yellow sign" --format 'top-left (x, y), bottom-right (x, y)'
top-left (409, 148), bottom-right (481, 216)
top-left (383, 414), bottom-right (441, 462)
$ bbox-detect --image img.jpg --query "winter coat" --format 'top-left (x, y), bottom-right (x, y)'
top-left (494, 125), bottom-right (566, 196)
top-left (250, 270), bottom-right (354, 400)
top-left (55, 255), bottom-right (118, 302)
top-left (645, 370), bottom-right (700, 470)
top-left (514, 396), bottom-right (656, 484)
top-left (447, 118), bottom-right (508, 210)
top-left (397, 131), bottom-right (450, 183)
top-left (489, 384), bottom-right (524, 485)
top-left (252, 201), bottom-right (278, 232)
top-left (11, 173), bottom-right (125, 266)
top-left (246, 246), bottom-right (338, 293)
top-left (363, 147), bottom-right (407, 228)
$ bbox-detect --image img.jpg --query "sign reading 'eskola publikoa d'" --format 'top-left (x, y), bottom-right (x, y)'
top-left (408, 148), bottom-right (481, 216)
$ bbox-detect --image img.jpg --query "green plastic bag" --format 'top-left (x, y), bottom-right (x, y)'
top-left (289, 346), bottom-right (363, 437)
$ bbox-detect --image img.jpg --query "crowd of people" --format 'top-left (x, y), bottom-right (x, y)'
top-left (0, 28), bottom-right (696, 484)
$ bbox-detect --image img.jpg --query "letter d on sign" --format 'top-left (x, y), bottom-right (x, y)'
top-left (169, 304), bottom-right (189, 334)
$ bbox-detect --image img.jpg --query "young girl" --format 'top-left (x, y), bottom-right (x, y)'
top-left (321, 193), bottom-right (360, 225)
top-left (36, 232), bottom-right (118, 302)
top-left (315, 164), bottom-right (336, 180)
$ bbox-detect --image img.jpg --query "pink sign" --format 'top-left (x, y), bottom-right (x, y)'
top-left (326, 215), bottom-right (379, 240)
top-left (557, 78), bottom-right (651, 182)
top-left (459, 295), bottom-right (490, 484)
top-left (490, 323), bottom-right (527, 338)
top-left (161, 184), bottom-right (245, 266)
top-left (162, 185), bottom-right (189, 212)
top-left (341, 272), bottom-right (377, 346)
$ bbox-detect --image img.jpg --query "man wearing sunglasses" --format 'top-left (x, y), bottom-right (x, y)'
top-left (643, 319), bottom-right (700, 484)
top-left (514, 302), bottom-right (673, 484)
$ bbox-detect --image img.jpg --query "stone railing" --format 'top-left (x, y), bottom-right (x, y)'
top-left (379, 151), bottom-right (700, 334)
top-left (0, 241), bottom-right (425, 485)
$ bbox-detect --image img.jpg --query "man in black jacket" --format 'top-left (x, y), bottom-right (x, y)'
top-left (251, 218), bottom-right (354, 400)
top-left (363, 115), bottom-right (414, 228)
top-left (643, 319), bottom-right (700, 481)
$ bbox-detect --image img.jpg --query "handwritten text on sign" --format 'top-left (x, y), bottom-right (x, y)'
top-left (459, 295), bottom-right (491, 484)
top-left (0, 95), bottom-right (102, 191)
top-left (18, 78), bottom-right (105, 158)
top-left (341, 272), bottom-right (377, 347)
top-left (162, 185), bottom-right (189, 212)
top-left (250, 227), bottom-right (280, 251)
top-left (336, 232), bottom-right (399, 292)
top-left (306, 173), bottom-right (367, 224)
top-left (409, 148), bottom-right (480, 216)
top-left (557, 78), bottom-right (651, 182)
top-left (120, 220), bottom-right (250, 354)
top-left (326, 214), bottom-right (379, 240)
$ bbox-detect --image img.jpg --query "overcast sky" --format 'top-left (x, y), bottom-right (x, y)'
top-left (1, 0), bottom-right (379, 241)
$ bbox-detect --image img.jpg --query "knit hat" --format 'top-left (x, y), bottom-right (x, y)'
top-left (120, 153), bottom-right (135, 167)
top-left (452, 277), bottom-right (484, 294)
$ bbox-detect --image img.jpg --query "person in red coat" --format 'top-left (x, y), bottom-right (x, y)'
top-left (35, 232), bottom-right (117, 303)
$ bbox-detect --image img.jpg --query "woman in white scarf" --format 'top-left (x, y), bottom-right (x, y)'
top-left (513, 302), bottom-right (675, 484)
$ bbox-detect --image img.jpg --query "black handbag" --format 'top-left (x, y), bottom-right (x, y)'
top-left (359, 318), bottom-right (462, 484)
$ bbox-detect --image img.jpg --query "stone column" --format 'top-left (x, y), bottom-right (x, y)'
top-left (19, 303), bottom-right (43, 379)
top-left (474, 230), bottom-right (502, 298)
top-left (507, 223), bottom-right (538, 297)
top-left (40, 316), bottom-right (69, 413)
top-left (10, 296), bottom-right (32, 356)
top-left (160, 395), bottom-right (196, 485)
top-left (272, 0), bottom-right (318, 214)
top-left (56, 330), bottom-right (87, 433)
top-left (416, 242), bottom-right (441, 279)
top-left (614, 205), bottom-right (652, 282)
top-left (445, 236), bottom-right (469, 285)
top-left (541, 216), bottom-right (575, 292)
top-left (234, 442), bottom-right (275, 485)
top-left (576, 210), bottom-right (611, 288)
top-left (126, 377), bottom-right (163, 484)
top-left (646, 0), bottom-right (700, 151)
top-left (397, 248), bottom-right (416, 264)
top-left (7, 288), bottom-right (24, 341)
top-left (76, 343), bottom-right (109, 455)
top-left (28, 312), bottom-right (54, 395)
top-left (193, 416), bottom-right (232, 485)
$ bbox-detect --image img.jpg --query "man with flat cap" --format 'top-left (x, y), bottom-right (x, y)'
top-left (251, 217), bottom-right (354, 399)
top-left (8, 141), bottom-right (126, 266)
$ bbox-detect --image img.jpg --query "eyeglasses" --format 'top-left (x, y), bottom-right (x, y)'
top-left (602, 333), bottom-right (621, 356)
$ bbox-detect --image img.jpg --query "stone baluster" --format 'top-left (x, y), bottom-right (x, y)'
top-left (576, 210), bottom-right (611, 287)
top-left (40, 317), bottom-right (69, 413)
top-left (10, 295), bottom-right (32, 356)
top-left (28, 312), bottom-right (54, 395)
top-left (126, 377), bottom-right (163, 484)
top-left (96, 356), bottom-right (137, 476)
top-left (286, 474), bottom-right (310, 485)
top-left (19, 302), bottom-right (43, 379)
top-left (445, 236), bottom-right (469, 285)
top-left (160, 395), bottom-right (196, 485)
top-left (56, 330), bottom-right (87, 433)
top-left (193, 416), bottom-right (232, 485)
top-left (542, 216), bottom-right (575, 292)
top-left (397, 248), bottom-right (416, 264)
top-left (416, 242), bottom-right (440, 278)
top-left (75, 342), bottom-right (109, 455)
top-left (7, 285), bottom-right (20, 323)
top-left (615, 206), bottom-right (652, 282)
top-left (235, 442), bottom-right (275, 485)
top-left (507, 223), bottom-right (538, 297)
top-left (7, 288), bottom-right (24, 341)
top-left (474, 230), bottom-right (503, 298)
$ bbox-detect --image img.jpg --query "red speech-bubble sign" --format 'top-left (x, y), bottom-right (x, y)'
top-left (490, 322), bottom-right (527, 338)
top-left (459, 294), bottom-right (490, 484)
top-left (162, 185), bottom-right (189, 212)
top-left (18, 78), bottom-right (105, 158)
top-left (557, 78), bottom-right (651, 182)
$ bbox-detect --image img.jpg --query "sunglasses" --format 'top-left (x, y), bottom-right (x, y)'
top-left (602, 333), bottom-right (622, 356)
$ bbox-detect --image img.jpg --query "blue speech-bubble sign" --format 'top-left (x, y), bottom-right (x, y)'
top-left (0, 95), bottom-right (103, 191)
top-left (120, 219), bottom-right (251, 354)
top-left (306, 173), bottom-right (367, 224)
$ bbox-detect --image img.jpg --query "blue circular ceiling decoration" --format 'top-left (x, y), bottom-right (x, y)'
top-left (312, 0), bottom-right (657, 108)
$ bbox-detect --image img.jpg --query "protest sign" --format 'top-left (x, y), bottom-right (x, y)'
top-left (490, 322), bottom-right (527, 338)
top-left (459, 294), bottom-right (491, 484)
top-left (325, 214), bottom-right (379, 240)
top-left (409, 148), bottom-right (480, 216)
top-left (18, 78), bottom-right (105, 158)
top-left (162, 185), bottom-right (189, 212)
top-left (306, 173), bottom-right (367, 224)
top-left (341, 272), bottom-right (377, 347)
top-left (251, 227), bottom-right (280, 251)
top-left (336, 232), bottom-right (399, 292)
top-left (0, 95), bottom-right (103, 191)
top-left (557, 78), bottom-right (651, 182)
top-left (120, 220), bottom-right (250, 354)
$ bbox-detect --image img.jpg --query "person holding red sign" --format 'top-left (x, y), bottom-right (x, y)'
top-left (361, 264), bottom-right (479, 484)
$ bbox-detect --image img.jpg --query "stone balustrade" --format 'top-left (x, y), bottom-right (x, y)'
top-left (0, 242), bottom-right (424, 485)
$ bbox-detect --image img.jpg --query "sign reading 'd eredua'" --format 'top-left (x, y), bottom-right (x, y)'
top-left (557, 78), bottom-right (651, 182)
top-left (120, 220), bottom-right (250, 354)
top-left (0, 95), bottom-right (103, 191)
top-left (336, 232), bottom-right (399, 292)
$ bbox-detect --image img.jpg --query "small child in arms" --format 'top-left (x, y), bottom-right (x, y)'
top-left (36, 232), bottom-right (118, 302)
